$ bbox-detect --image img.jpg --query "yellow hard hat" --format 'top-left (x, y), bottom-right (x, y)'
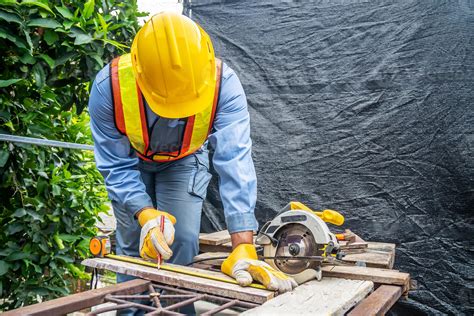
top-left (131, 13), bottom-right (216, 118)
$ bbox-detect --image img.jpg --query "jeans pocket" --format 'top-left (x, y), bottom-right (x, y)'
top-left (188, 158), bottom-right (212, 200)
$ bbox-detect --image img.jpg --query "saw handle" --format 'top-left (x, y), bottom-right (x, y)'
top-left (315, 209), bottom-right (345, 226)
top-left (289, 201), bottom-right (344, 226)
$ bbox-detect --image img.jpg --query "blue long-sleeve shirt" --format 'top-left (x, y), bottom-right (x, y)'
top-left (88, 62), bottom-right (258, 233)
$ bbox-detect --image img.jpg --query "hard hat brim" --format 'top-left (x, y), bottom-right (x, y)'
top-left (141, 82), bottom-right (216, 119)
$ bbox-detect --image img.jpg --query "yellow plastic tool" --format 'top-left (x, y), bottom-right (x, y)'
top-left (289, 201), bottom-right (344, 226)
top-left (105, 253), bottom-right (267, 290)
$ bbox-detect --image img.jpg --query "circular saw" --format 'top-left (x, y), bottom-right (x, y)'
top-left (256, 202), bottom-right (344, 284)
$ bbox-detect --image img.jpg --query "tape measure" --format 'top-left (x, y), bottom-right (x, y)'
top-left (89, 236), bottom-right (111, 257)
top-left (89, 236), bottom-right (268, 290)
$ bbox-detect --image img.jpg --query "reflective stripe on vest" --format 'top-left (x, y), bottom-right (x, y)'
top-left (110, 53), bottom-right (222, 162)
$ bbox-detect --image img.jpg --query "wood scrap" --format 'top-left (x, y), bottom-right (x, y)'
top-left (321, 265), bottom-right (410, 293)
top-left (192, 252), bottom-right (409, 292)
top-left (242, 278), bottom-right (373, 316)
top-left (199, 230), bottom-right (232, 245)
top-left (347, 285), bottom-right (402, 316)
top-left (82, 257), bottom-right (274, 304)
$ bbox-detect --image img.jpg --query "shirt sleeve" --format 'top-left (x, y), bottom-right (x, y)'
top-left (208, 63), bottom-right (259, 234)
top-left (88, 64), bottom-right (154, 216)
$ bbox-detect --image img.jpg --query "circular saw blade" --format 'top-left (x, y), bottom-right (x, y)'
top-left (274, 223), bottom-right (324, 274)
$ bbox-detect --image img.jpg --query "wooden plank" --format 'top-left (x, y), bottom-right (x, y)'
top-left (3, 279), bottom-right (150, 316)
top-left (242, 278), bottom-right (373, 316)
top-left (82, 258), bottom-right (274, 304)
top-left (348, 285), bottom-right (402, 316)
top-left (199, 232), bottom-right (396, 269)
top-left (322, 265), bottom-right (410, 292)
top-left (199, 230), bottom-right (232, 245)
top-left (200, 243), bottom-right (233, 253)
top-left (192, 253), bottom-right (408, 292)
top-left (343, 251), bottom-right (392, 269)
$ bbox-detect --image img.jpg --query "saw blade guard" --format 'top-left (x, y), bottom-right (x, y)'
top-left (256, 209), bottom-right (340, 273)
top-left (256, 209), bottom-right (339, 247)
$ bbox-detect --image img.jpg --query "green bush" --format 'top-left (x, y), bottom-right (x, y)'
top-left (0, 0), bottom-right (140, 310)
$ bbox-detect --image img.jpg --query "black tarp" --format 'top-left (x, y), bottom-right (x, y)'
top-left (189, 1), bottom-right (474, 314)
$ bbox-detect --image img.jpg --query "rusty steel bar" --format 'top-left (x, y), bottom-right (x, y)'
top-left (149, 283), bottom-right (162, 308)
top-left (164, 294), bottom-right (205, 310)
top-left (152, 283), bottom-right (260, 309)
top-left (87, 303), bottom-right (136, 315)
top-left (111, 294), bottom-right (196, 300)
top-left (201, 299), bottom-right (239, 316)
top-left (105, 296), bottom-right (156, 312)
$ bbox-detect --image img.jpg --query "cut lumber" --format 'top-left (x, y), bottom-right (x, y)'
top-left (343, 251), bottom-right (393, 269)
top-left (192, 252), bottom-right (408, 292)
top-left (82, 257), bottom-right (274, 304)
top-left (3, 279), bottom-right (150, 316)
top-left (199, 230), bottom-right (232, 245)
top-left (322, 265), bottom-right (410, 293)
top-left (348, 285), bottom-right (402, 316)
top-left (242, 278), bottom-right (373, 316)
top-left (199, 231), bottom-right (396, 269)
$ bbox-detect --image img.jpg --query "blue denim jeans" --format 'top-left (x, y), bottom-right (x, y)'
top-left (112, 148), bottom-right (212, 315)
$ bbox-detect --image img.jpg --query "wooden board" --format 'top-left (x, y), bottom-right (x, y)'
top-left (82, 258), bottom-right (274, 304)
top-left (242, 278), bottom-right (373, 316)
top-left (199, 230), bottom-right (232, 245)
top-left (199, 231), bottom-right (396, 269)
top-left (322, 265), bottom-right (410, 293)
top-left (3, 279), bottom-right (150, 316)
top-left (192, 252), bottom-right (409, 292)
top-left (343, 251), bottom-right (393, 269)
top-left (348, 285), bottom-right (402, 316)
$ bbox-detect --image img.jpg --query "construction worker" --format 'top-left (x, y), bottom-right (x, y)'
top-left (89, 12), bottom-right (297, 297)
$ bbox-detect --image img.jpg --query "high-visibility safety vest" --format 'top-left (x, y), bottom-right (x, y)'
top-left (110, 54), bottom-right (222, 162)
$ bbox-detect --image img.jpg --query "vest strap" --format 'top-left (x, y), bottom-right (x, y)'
top-left (111, 55), bottom-right (223, 162)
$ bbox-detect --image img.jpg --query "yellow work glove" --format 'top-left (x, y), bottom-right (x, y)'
top-left (138, 208), bottom-right (176, 262)
top-left (221, 244), bottom-right (298, 293)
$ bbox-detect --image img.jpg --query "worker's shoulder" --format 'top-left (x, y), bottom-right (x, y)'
top-left (221, 61), bottom-right (239, 81)
top-left (94, 63), bottom-right (111, 86)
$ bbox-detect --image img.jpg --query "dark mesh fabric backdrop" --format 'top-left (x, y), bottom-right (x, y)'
top-left (188, 1), bottom-right (474, 314)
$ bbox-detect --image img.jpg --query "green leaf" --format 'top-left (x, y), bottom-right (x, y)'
top-left (0, 27), bottom-right (27, 49)
top-left (52, 184), bottom-right (60, 196)
top-left (20, 0), bottom-right (55, 16)
top-left (58, 234), bottom-right (80, 243)
top-left (56, 6), bottom-right (74, 20)
top-left (74, 33), bottom-right (93, 45)
top-left (6, 252), bottom-right (29, 261)
top-left (39, 54), bottom-right (54, 69)
top-left (88, 53), bottom-right (104, 68)
top-left (0, 149), bottom-right (10, 167)
top-left (43, 29), bottom-right (58, 45)
top-left (37, 170), bottom-right (49, 179)
top-left (53, 235), bottom-right (65, 250)
top-left (0, 78), bottom-right (22, 88)
top-left (32, 63), bottom-right (45, 88)
top-left (12, 208), bottom-right (26, 217)
top-left (0, 9), bottom-right (22, 24)
top-left (20, 53), bottom-right (36, 64)
top-left (28, 18), bottom-right (61, 29)
top-left (6, 223), bottom-right (23, 235)
top-left (0, 260), bottom-right (10, 276)
top-left (82, 0), bottom-right (95, 19)
top-left (97, 13), bottom-right (108, 33)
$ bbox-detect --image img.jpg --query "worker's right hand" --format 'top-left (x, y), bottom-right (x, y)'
top-left (137, 208), bottom-right (176, 261)
top-left (221, 244), bottom-right (297, 293)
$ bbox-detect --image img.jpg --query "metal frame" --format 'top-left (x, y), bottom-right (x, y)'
top-left (89, 283), bottom-right (259, 316)
top-left (4, 279), bottom-right (259, 316)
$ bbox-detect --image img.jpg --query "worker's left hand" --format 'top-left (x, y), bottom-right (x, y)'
top-left (221, 244), bottom-right (297, 293)
top-left (137, 208), bottom-right (176, 261)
